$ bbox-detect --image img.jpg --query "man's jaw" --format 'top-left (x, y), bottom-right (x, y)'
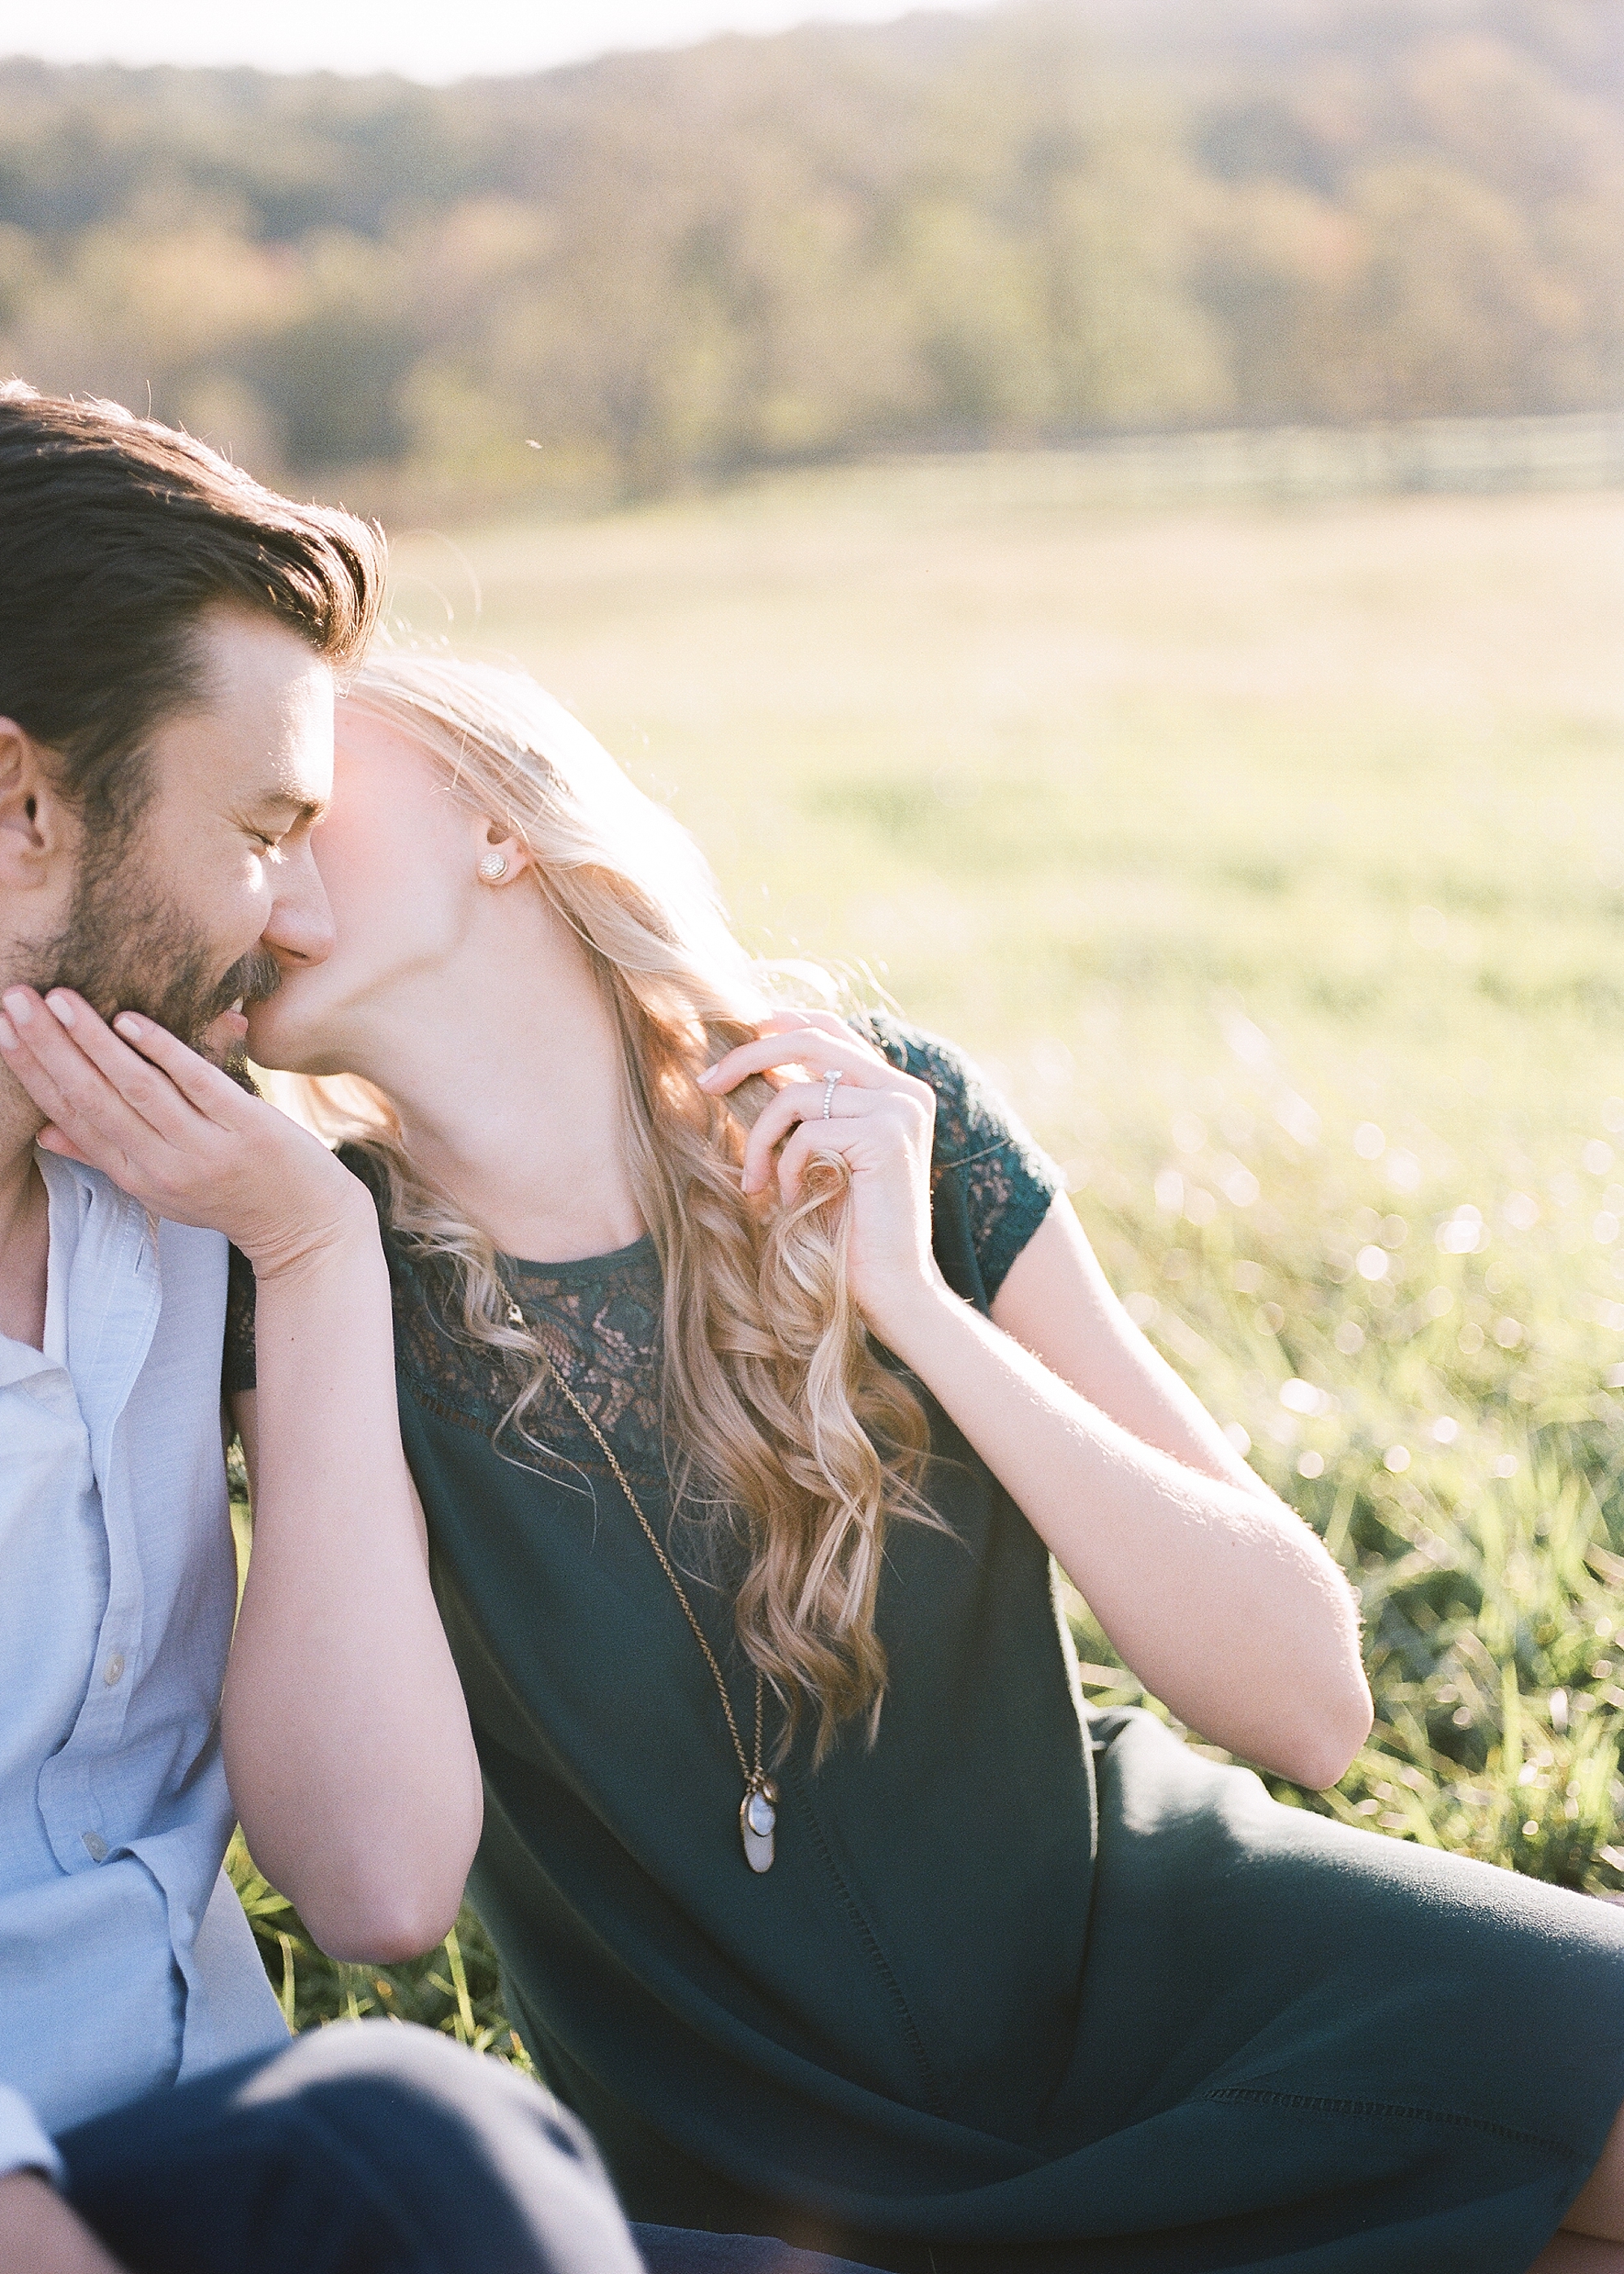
top-left (34, 839), bottom-right (283, 1076)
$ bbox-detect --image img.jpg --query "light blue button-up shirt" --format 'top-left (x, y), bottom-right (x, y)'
top-left (0, 1152), bottom-right (287, 2181)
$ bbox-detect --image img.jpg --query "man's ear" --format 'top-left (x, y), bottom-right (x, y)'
top-left (0, 720), bottom-right (71, 893)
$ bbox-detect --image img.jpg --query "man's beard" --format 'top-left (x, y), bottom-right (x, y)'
top-left (29, 838), bottom-right (281, 1093)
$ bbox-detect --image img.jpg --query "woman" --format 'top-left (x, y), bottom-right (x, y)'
top-left (234, 651), bottom-right (1624, 2274)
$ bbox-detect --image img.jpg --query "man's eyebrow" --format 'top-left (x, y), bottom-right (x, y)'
top-left (253, 789), bottom-right (329, 826)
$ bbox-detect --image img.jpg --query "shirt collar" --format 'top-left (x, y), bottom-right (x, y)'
top-left (0, 1151), bottom-right (66, 1390)
top-left (33, 1151), bottom-right (162, 1441)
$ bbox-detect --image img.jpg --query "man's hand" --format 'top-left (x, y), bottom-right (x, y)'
top-left (0, 2172), bottom-right (124, 2272)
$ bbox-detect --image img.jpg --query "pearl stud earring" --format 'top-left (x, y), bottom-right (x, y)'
top-left (477, 853), bottom-right (509, 882)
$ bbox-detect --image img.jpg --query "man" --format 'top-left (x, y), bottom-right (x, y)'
top-left (0, 384), bottom-right (644, 2274)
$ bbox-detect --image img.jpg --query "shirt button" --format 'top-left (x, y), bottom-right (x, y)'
top-left (82, 1831), bottom-right (107, 1863)
top-left (103, 1653), bottom-right (125, 1687)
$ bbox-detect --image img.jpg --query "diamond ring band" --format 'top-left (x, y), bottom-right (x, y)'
top-left (821, 1070), bottom-right (844, 1120)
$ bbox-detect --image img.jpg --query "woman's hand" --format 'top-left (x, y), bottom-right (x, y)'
top-left (0, 982), bottom-right (484, 1954)
top-left (0, 986), bottom-right (366, 1281)
top-left (698, 1009), bottom-right (946, 1343)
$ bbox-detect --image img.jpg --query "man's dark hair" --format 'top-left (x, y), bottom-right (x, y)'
top-left (0, 382), bottom-right (386, 832)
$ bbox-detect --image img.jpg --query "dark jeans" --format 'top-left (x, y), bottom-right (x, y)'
top-left (57, 2022), bottom-right (877, 2274)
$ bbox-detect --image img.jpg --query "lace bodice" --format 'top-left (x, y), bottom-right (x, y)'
top-left (222, 1018), bottom-right (1094, 2208)
top-left (386, 1228), bottom-right (672, 1489)
top-left (224, 1014), bottom-right (1062, 1491)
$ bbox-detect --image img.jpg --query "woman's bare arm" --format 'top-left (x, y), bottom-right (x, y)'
top-left (227, 1239), bottom-right (483, 1962)
top-left (0, 2176), bottom-right (123, 2274)
top-left (706, 1017), bottom-right (1373, 1792)
top-left (892, 1221), bottom-right (1372, 1790)
top-left (991, 1197), bottom-right (1272, 1498)
top-left (0, 988), bottom-right (482, 1960)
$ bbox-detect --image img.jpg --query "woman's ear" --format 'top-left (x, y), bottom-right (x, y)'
top-left (469, 811), bottom-right (530, 888)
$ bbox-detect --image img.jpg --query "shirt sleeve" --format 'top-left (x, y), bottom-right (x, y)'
top-left (0, 2081), bottom-right (63, 2186)
top-left (860, 1012), bottom-right (1064, 1303)
top-left (222, 1242), bottom-right (257, 1399)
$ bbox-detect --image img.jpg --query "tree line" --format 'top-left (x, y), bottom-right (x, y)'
top-left (1, 0), bottom-right (1621, 507)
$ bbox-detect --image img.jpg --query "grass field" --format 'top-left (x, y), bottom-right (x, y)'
top-left (240, 453), bottom-right (1624, 2040)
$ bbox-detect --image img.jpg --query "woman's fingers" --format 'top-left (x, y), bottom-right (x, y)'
top-left (2, 984), bottom-right (360, 1261)
top-left (0, 992), bottom-right (156, 1176)
top-left (2, 989), bottom-right (207, 1152)
top-left (741, 1081), bottom-right (934, 1200)
top-left (0, 989), bottom-right (253, 1217)
top-left (741, 1080), bottom-right (850, 1192)
top-left (108, 1009), bottom-right (250, 1124)
top-left (66, 996), bottom-right (239, 1136)
top-left (701, 1020), bottom-right (889, 1098)
top-left (772, 1106), bottom-right (922, 1208)
top-left (772, 1117), bottom-right (855, 1205)
top-left (714, 1021), bottom-right (935, 1195)
top-left (754, 1007), bottom-right (867, 1044)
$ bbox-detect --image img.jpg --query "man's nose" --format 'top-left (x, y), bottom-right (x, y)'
top-left (262, 840), bottom-right (336, 968)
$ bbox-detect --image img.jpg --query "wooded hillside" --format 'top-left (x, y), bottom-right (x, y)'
top-left (2, 0), bottom-right (1621, 502)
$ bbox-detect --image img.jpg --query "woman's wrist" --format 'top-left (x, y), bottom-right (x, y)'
top-left (238, 1178), bottom-right (381, 1286)
top-left (863, 1269), bottom-right (972, 1375)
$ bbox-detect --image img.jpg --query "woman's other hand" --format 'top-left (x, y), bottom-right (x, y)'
top-left (0, 985), bottom-right (366, 1280)
top-left (698, 1010), bottom-right (944, 1344)
top-left (703, 1009), bottom-right (1371, 1788)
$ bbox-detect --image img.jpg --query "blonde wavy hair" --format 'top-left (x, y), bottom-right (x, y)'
top-left (293, 653), bottom-right (934, 1760)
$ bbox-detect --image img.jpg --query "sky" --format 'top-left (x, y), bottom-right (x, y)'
top-left (1, 0), bottom-right (992, 82)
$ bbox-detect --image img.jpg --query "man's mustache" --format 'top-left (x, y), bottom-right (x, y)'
top-left (209, 948), bottom-right (283, 1019)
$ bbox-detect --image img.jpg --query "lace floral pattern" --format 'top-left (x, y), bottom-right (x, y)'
top-left (223, 1239), bottom-right (258, 1400)
top-left (222, 1020), bottom-right (1063, 1457)
top-left (385, 1217), bottom-right (672, 1492)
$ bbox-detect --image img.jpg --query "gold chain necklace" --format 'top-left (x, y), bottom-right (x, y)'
top-left (505, 1294), bottom-right (779, 1873)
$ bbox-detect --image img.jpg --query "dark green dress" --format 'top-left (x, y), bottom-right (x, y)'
top-left (229, 1019), bottom-right (1624, 2274)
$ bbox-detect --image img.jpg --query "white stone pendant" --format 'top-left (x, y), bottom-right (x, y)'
top-left (741, 1777), bottom-right (777, 1873)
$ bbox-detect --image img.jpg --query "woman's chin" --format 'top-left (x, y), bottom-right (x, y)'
top-left (244, 992), bottom-right (316, 1074)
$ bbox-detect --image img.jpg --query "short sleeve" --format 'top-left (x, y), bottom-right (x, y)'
top-left (222, 1242), bottom-right (257, 1399)
top-left (859, 1011), bottom-right (1063, 1303)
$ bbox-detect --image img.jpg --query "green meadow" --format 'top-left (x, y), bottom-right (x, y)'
top-left (238, 453), bottom-right (1624, 2043)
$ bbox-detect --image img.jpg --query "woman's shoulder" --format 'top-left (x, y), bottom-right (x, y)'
top-left (851, 1008), bottom-right (1065, 1303)
top-left (856, 1012), bottom-right (1018, 1156)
